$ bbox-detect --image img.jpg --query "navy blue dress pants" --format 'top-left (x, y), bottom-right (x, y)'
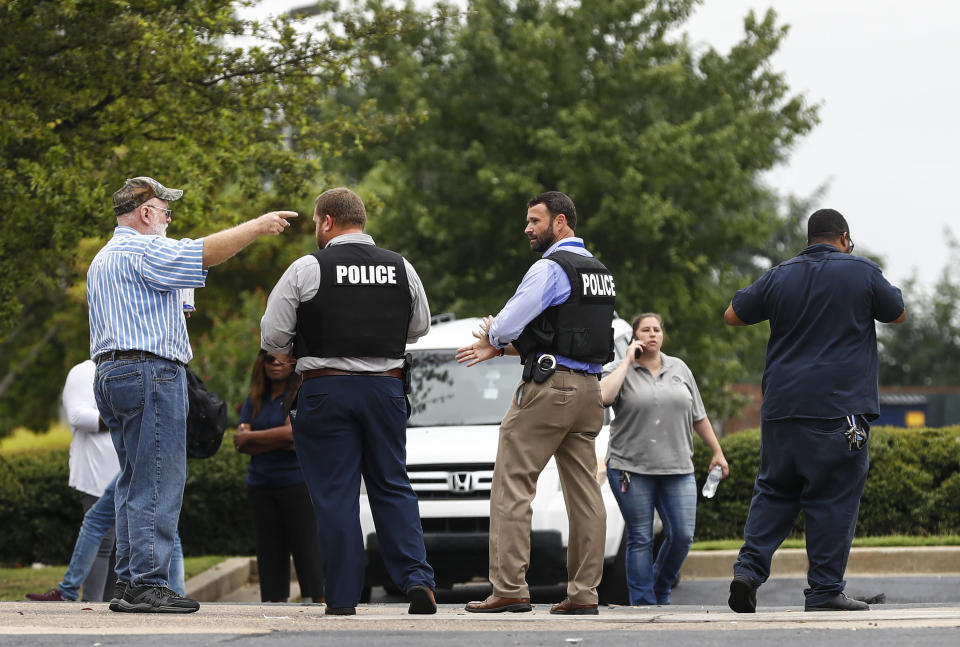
top-left (293, 374), bottom-right (435, 608)
top-left (733, 417), bottom-right (869, 606)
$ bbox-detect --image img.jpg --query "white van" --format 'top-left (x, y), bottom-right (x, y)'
top-left (358, 315), bottom-right (640, 603)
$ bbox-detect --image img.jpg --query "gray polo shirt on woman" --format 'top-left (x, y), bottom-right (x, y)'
top-left (603, 352), bottom-right (706, 475)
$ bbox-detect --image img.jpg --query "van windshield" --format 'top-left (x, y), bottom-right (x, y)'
top-left (407, 350), bottom-right (523, 427)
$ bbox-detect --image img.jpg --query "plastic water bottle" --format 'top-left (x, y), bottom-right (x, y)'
top-left (701, 465), bottom-right (722, 498)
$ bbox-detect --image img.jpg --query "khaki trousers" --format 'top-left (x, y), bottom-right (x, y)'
top-left (488, 370), bottom-right (606, 604)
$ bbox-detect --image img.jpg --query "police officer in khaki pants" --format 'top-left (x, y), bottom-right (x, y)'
top-left (456, 191), bottom-right (616, 615)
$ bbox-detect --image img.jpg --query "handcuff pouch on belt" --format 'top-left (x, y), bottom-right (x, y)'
top-left (522, 353), bottom-right (557, 384)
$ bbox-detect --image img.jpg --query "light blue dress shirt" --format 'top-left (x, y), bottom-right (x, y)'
top-left (488, 237), bottom-right (602, 373)
top-left (87, 226), bottom-right (207, 363)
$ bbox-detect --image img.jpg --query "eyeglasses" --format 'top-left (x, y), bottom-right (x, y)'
top-left (145, 204), bottom-right (173, 220)
top-left (846, 233), bottom-right (855, 254)
top-left (264, 355), bottom-right (290, 366)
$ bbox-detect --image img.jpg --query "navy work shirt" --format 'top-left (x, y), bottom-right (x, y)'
top-left (731, 244), bottom-right (904, 421)
top-left (238, 393), bottom-right (305, 488)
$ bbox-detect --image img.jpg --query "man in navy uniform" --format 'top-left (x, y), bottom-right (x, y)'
top-left (456, 191), bottom-right (615, 615)
top-left (260, 187), bottom-right (436, 616)
top-left (724, 208), bottom-right (905, 613)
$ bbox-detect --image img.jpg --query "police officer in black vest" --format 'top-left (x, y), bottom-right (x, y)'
top-left (260, 187), bottom-right (436, 616)
top-left (456, 191), bottom-right (616, 615)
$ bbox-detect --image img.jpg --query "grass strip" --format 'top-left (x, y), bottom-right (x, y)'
top-left (691, 535), bottom-right (960, 551)
top-left (0, 556), bottom-right (230, 601)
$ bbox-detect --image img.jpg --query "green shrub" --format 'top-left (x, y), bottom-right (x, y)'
top-left (0, 434), bottom-right (254, 564)
top-left (3, 426), bottom-right (959, 563)
top-left (692, 426), bottom-right (960, 541)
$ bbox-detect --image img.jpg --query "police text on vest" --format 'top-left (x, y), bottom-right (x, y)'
top-left (582, 272), bottom-right (616, 297)
top-left (335, 264), bottom-right (398, 285)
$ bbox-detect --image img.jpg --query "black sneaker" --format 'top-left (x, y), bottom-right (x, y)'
top-left (116, 585), bottom-right (199, 613)
top-left (325, 606), bottom-right (356, 616)
top-left (804, 593), bottom-right (870, 612)
top-left (728, 575), bottom-right (757, 613)
top-left (108, 581), bottom-right (129, 612)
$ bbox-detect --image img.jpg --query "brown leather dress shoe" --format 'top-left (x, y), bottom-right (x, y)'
top-left (550, 598), bottom-right (599, 615)
top-left (464, 595), bottom-right (532, 613)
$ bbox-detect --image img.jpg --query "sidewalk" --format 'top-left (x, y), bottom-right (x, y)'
top-left (2, 601), bottom-right (960, 636)
top-left (185, 546), bottom-right (960, 603)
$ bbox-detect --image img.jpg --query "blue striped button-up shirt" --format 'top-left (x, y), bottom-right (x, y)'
top-left (87, 227), bottom-right (208, 363)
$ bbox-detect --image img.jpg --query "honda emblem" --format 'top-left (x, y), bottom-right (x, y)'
top-left (448, 472), bottom-right (473, 493)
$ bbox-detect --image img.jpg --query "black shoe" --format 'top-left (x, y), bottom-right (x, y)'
top-left (325, 606), bottom-right (357, 616)
top-left (406, 585), bottom-right (438, 615)
top-left (728, 575), bottom-right (757, 613)
top-left (804, 593), bottom-right (870, 612)
top-left (108, 581), bottom-right (129, 612)
top-left (116, 585), bottom-right (199, 613)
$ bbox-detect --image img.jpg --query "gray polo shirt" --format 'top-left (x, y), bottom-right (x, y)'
top-left (603, 352), bottom-right (706, 475)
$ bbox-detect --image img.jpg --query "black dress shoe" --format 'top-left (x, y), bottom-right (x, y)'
top-left (804, 593), bottom-right (869, 611)
top-left (406, 585), bottom-right (437, 614)
top-left (728, 575), bottom-right (757, 613)
top-left (325, 606), bottom-right (357, 615)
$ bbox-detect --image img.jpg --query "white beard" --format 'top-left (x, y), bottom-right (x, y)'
top-left (147, 221), bottom-right (168, 237)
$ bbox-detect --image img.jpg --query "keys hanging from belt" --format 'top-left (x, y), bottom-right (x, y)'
top-left (620, 471), bottom-right (631, 493)
top-left (844, 414), bottom-right (866, 451)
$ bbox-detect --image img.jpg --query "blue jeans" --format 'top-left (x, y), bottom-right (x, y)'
top-left (58, 474), bottom-right (186, 599)
top-left (607, 468), bottom-right (696, 605)
top-left (94, 355), bottom-right (188, 589)
top-left (293, 375), bottom-right (435, 608)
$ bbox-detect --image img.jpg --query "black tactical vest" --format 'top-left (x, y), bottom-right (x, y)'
top-left (513, 249), bottom-right (616, 365)
top-left (294, 243), bottom-right (411, 359)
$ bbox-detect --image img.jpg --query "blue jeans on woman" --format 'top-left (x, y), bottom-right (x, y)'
top-left (58, 474), bottom-right (186, 600)
top-left (94, 355), bottom-right (188, 590)
top-left (607, 468), bottom-right (697, 605)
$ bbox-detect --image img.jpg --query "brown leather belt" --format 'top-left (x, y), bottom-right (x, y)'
top-left (555, 365), bottom-right (600, 378)
top-left (301, 367), bottom-right (403, 380)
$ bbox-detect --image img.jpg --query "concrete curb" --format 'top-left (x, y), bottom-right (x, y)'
top-left (185, 557), bottom-right (254, 602)
top-left (187, 547), bottom-right (960, 601)
top-left (681, 546), bottom-right (960, 579)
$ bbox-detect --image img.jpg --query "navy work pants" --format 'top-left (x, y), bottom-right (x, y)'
top-left (293, 374), bottom-right (435, 608)
top-left (733, 417), bottom-right (869, 606)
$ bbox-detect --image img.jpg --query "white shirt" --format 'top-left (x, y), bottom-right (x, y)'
top-left (63, 360), bottom-right (120, 496)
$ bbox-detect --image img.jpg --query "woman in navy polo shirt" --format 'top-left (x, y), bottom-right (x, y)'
top-left (235, 350), bottom-right (324, 603)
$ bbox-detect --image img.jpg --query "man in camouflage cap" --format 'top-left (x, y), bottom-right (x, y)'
top-left (111, 177), bottom-right (184, 216)
top-left (88, 176), bottom-right (297, 613)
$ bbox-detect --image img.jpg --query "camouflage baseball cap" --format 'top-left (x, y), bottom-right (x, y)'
top-left (112, 177), bottom-right (183, 216)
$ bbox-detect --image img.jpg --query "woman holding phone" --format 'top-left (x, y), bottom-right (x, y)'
top-left (600, 313), bottom-right (728, 605)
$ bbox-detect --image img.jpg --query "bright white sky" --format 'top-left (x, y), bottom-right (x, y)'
top-left (241, 0), bottom-right (959, 287)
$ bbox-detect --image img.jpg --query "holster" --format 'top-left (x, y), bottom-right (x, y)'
top-left (402, 353), bottom-right (412, 394)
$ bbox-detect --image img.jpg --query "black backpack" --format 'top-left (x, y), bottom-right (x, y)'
top-left (185, 367), bottom-right (227, 459)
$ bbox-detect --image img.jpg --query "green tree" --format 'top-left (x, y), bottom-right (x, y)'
top-left (0, 0), bottom-right (424, 435)
top-left (879, 232), bottom-right (960, 386)
top-left (341, 0), bottom-right (819, 421)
